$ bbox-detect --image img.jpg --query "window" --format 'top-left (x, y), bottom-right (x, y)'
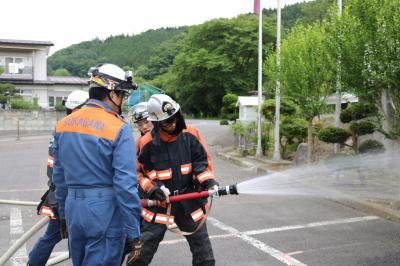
top-left (5, 57), bottom-right (24, 74)
top-left (56, 97), bottom-right (63, 105)
top-left (49, 96), bottom-right (55, 107)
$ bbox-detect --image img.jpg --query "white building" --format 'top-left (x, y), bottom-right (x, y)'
top-left (236, 96), bottom-right (262, 122)
top-left (0, 39), bottom-right (87, 109)
top-left (325, 92), bottom-right (359, 105)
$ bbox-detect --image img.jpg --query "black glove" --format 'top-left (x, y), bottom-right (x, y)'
top-left (60, 218), bottom-right (68, 239)
top-left (198, 179), bottom-right (219, 192)
top-left (36, 190), bottom-right (50, 214)
top-left (147, 186), bottom-right (167, 201)
top-left (126, 238), bottom-right (142, 265)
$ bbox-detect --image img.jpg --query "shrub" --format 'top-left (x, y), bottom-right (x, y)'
top-left (340, 107), bottom-right (352, 123)
top-left (318, 127), bottom-right (351, 144)
top-left (340, 103), bottom-right (377, 123)
top-left (262, 98), bottom-right (297, 121)
top-left (221, 93), bottom-right (238, 121)
top-left (230, 121), bottom-right (246, 136)
top-left (281, 118), bottom-right (307, 143)
top-left (351, 103), bottom-right (377, 120)
top-left (55, 103), bottom-right (66, 112)
top-left (349, 120), bottom-right (375, 135)
top-left (220, 119), bottom-right (229, 125)
top-left (0, 95), bottom-right (8, 104)
top-left (11, 99), bottom-right (34, 110)
top-left (358, 140), bottom-right (385, 154)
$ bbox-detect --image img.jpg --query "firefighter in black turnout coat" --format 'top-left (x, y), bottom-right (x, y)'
top-left (132, 94), bottom-right (217, 266)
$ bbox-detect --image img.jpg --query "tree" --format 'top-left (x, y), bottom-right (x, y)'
top-left (53, 68), bottom-right (71, 76)
top-left (262, 98), bottom-right (306, 158)
top-left (327, 0), bottom-right (400, 138)
top-left (318, 103), bottom-right (380, 153)
top-left (272, 23), bottom-right (335, 162)
top-left (0, 83), bottom-right (16, 95)
top-left (172, 15), bottom-right (276, 116)
top-left (220, 93), bottom-right (238, 121)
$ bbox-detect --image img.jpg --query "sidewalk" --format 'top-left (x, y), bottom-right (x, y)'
top-left (217, 147), bottom-right (400, 223)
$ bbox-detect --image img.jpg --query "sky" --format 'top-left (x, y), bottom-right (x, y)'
top-left (2, 0), bottom-right (311, 54)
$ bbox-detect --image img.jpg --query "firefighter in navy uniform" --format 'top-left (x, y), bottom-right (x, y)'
top-left (132, 94), bottom-right (217, 266)
top-left (52, 63), bottom-right (142, 266)
top-left (27, 90), bottom-right (89, 266)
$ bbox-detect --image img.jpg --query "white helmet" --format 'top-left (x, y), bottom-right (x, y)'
top-left (64, 90), bottom-right (89, 110)
top-left (129, 102), bottom-right (149, 123)
top-left (147, 94), bottom-right (180, 122)
top-left (88, 63), bottom-right (137, 92)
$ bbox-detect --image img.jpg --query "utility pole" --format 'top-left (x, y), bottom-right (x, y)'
top-left (334, 0), bottom-right (342, 153)
top-left (273, 0), bottom-right (282, 161)
top-left (256, 0), bottom-right (263, 157)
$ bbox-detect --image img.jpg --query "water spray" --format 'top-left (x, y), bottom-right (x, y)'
top-left (141, 184), bottom-right (239, 208)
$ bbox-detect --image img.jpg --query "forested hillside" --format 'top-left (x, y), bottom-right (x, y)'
top-left (48, 27), bottom-right (187, 77)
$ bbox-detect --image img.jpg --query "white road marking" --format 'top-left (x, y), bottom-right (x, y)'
top-left (0, 188), bottom-right (47, 193)
top-left (10, 207), bottom-right (27, 266)
top-left (242, 215), bottom-right (379, 236)
top-left (207, 216), bottom-right (307, 266)
top-left (286, 251), bottom-right (304, 256)
top-left (160, 215), bottom-right (379, 246)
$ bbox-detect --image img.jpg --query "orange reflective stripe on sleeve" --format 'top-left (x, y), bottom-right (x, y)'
top-left (181, 163), bottom-right (192, 175)
top-left (191, 207), bottom-right (205, 222)
top-left (195, 171), bottom-right (215, 183)
top-left (139, 178), bottom-right (154, 192)
top-left (47, 156), bottom-right (54, 167)
top-left (156, 169), bottom-right (172, 180)
top-left (141, 208), bottom-right (155, 222)
top-left (145, 170), bottom-right (157, 181)
top-left (154, 213), bottom-right (176, 225)
top-left (40, 206), bottom-right (56, 219)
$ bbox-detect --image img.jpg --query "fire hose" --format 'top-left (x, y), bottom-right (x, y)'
top-left (0, 184), bottom-right (238, 264)
top-left (140, 184), bottom-right (238, 208)
top-left (140, 184), bottom-right (238, 236)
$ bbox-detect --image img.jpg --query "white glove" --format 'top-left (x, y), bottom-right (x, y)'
top-left (210, 185), bottom-right (219, 197)
top-left (160, 185), bottom-right (171, 203)
top-left (160, 185), bottom-right (171, 196)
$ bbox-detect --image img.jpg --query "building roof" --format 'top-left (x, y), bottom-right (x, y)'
top-left (0, 39), bottom-right (54, 47)
top-left (0, 76), bottom-right (88, 85)
top-left (236, 96), bottom-right (262, 107)
top-left (48, 76), bottom-right (88, 85)
top-left (325, 92), bottom-right (359, 105)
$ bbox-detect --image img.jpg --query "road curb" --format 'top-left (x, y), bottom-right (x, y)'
top-left (217, 149), bottom-right (400, 223)
top-left (216, 150), bottom-right (268, 174)
top-left (334, 199), bottom-right (400, 223)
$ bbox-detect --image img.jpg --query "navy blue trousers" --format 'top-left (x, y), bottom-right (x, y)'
top-left (28, 219), bottom-right (62, 266)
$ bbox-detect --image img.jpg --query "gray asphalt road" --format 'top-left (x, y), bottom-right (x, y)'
top-left (0, 120), bottom-right (399, 266)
